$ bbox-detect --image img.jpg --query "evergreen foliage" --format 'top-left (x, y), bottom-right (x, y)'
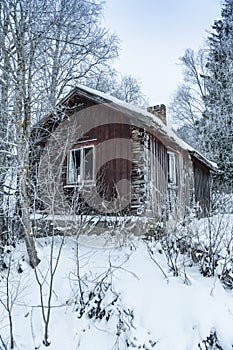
top-left (204, 0), bottom-right (233, 189)
top-left (170, 0), bottom-right (233, 191)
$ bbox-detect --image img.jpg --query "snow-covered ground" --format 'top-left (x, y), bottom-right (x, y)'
top-left (0, 215), bottom-right (233, 350)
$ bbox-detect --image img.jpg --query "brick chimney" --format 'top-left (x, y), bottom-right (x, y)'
top-left (147, 104), bottom-right (167, 125)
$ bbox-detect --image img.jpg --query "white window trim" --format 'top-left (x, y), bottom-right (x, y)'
top-left (67, 145), bottom-right (94, 185)
top-left (167, 151), bottom-right (177, 186)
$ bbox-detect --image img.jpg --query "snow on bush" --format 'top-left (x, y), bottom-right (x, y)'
top-left (0, 214), bottom-right (233, 349)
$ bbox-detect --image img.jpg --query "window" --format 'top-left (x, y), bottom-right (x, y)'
top-left (67, 146), bottom-right (94, 184)
top-left (167, 152), bottom-right (177, 185)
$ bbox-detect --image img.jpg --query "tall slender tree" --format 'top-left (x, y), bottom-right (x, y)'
top-left (204, 0), bottom-right (233, 189)
top-left (0, 0), bottom-right (119, 265)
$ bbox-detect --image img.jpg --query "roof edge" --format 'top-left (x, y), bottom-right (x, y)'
top-left (189, 150), bottom-right (218, 171)
top-left (36, 85), bottom-right (218, 171)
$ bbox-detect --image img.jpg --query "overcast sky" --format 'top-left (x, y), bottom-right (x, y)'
top-left (103, 0), bottom-right (222, 107)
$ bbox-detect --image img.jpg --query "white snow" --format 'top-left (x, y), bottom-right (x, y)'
top-left (0, 214), bottom-right (233, 349)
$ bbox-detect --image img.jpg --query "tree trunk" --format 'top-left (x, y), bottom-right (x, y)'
top-left (14, 5), bottom-right (40, 267)
top-left (19, 169), bottom-right (40, 268)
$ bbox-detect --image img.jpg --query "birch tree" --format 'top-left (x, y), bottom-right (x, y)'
top-left (0, 1), bottom-right (10, 250)
top-left (0, 0), bottom-right (47, 267)
top-left (0, 0), bottom-right (119, 265)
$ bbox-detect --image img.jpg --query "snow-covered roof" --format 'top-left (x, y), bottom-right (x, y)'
top-left (59, 85), bottom-right (218, 170)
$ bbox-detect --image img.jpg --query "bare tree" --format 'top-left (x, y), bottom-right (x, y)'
top-left (0, 253), bottom-right (24, 349)
top-left (0, 1), bottom-right (12, 252)
top-left (34, 235), bottom-right (65, 347)
top-left (34, 0), bottom-right (119, 115)
top-left (0, 0), bottom-right (119, 265)
top-left (0, 0), bottom-right (46, 266)
top-left (169, 48), bottom-right (208, 148)
top-left (111, 74), bottom-right (149, 107)
top-left (84, 70), bottom-right (149, 107)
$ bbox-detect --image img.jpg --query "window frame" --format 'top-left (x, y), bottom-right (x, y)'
top-left (67, 144), bottom-right (94, 185)
top-left (167, 151), bottom-right (177, 186)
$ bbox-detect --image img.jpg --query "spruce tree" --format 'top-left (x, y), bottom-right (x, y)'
top-left (204, 0), bottom-right (233, 191)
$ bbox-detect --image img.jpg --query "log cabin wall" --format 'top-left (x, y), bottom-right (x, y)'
top-left (130, 126), bottom-right (147, 215)
top-left (33, 89), bottom-right (211, 220)
top-left (129, 127), bottom-right (168, 217)
top-left (128, 126), bottom-right (194, 219)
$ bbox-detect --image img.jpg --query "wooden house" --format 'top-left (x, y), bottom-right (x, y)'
top-left (31, 86), bottom-right (217, 221)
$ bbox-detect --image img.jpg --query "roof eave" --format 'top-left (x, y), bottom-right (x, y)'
top-left (189, 150), bottom-right (218, 171)
top-left (36, 85), bottom-right (218, 172)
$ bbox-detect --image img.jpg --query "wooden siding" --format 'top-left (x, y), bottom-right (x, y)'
top-left (148, 133), bottom-right (168, 218)
top-left (32, 90), bottom-right (211, 219)
top-left (37, 103), bottom-right (133, 215)
top-left (175, 150), bottom-right (194, 218)
top-left (192, 156), bottom-right (210, 215)
top-left (64, 123), bottom-right (131, 208)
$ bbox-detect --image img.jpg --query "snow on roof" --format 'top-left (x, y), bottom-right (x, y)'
top-left (60, 85), bottom-right (218, 170)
